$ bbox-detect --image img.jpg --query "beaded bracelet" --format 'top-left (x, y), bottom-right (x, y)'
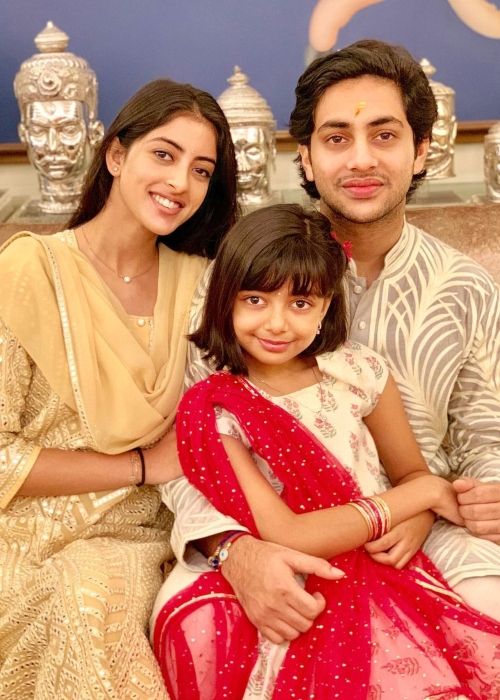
top-left (207, 531), bottom-right (249, 571)
top-left (347, 496), bottom-right (392, 541)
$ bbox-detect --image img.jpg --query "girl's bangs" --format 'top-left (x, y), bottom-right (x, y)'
top-left (241, 240), bottom-right (334, 297)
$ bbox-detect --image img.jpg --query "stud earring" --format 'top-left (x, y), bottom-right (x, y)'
top-left (112, 166), bottom-right (119, 173)
top-left (317, 321), bottom-right (322, 335)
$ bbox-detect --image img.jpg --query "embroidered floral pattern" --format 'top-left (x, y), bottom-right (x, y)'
top-left (382, 657), bottom-right (420, 676)
top-left (281, 397), bottom-right (302, 421)
top-left (314, 414), bottom-right (336, 439)
top-left (366, 353), bottom-right (385, 380)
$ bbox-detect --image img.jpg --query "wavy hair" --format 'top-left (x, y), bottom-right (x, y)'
top-left (290, 39), bottom-right (437, 200)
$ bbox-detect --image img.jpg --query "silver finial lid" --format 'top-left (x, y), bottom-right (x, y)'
top-left (420, 58), bottom-right (455, 97)
top-left (14, 21), bottom-right (99, 118)
top-left (34, 21), bottom-right (69, 53)
top-left (218, 66), bottom-right (276, 127)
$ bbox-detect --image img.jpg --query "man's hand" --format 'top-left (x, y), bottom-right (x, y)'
top-left (221, 536), bottom-right (345, 644)
top-left (364, 510), bottom-right (435, 568)
top-left (453, 478), bottom-right (500, 544)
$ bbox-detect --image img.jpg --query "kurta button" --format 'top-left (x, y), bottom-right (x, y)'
top-left (137, 318), bottom-right (146, 327)
top-left (358, 321), bottom-right (367, 330)
top-left (353, 285), bottom-right (363, 294)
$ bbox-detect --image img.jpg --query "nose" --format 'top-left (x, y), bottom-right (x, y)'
top-left (346, 137), bottom-right (377, 171)
top-left (264, 304), bottom-right (287, 334)
top-left (167, 164), bottom-right (189, 193)
top-left (236, 150), bottom-right (250, 172)
top-left (48, 127), bottom-right (59, 153)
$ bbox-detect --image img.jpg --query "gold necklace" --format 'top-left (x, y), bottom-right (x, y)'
top-left (81, 227), bottom-right (158, 284)
top-left (249, 365), bottom-right (328, 416)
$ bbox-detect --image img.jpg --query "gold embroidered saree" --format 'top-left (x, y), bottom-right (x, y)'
top-left (0, 231), bottom-right (206, 699)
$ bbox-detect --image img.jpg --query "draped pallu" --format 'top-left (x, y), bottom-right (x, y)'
top-left (155, 372), bottom-right (500, 700)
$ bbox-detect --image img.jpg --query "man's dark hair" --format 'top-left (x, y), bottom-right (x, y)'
top-left (191, 203), bottom-right (349, 375)
top-left (289, 39), bottom-right (438, 199)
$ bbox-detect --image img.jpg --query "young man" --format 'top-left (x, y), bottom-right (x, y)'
top-left (287, 39), bottom-right (500, 618)
top-left (161, 40), bottom-right (500, 644)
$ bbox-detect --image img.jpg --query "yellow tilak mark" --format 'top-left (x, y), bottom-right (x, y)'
top-left (355, 101), bottom-right (367, 116)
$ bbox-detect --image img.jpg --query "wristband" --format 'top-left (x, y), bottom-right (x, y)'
top-left (207, 531), bottom-right (249, 571)
top-left (128, 449), bottom-right (140, 485)
top-left (136, 447), bottom-right (146, 486)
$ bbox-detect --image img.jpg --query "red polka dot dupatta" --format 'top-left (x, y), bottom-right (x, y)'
top-left (155, 372), bottom-right (500, 700)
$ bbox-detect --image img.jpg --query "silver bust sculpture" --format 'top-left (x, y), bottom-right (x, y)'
top-left (484, 121), bottom-right (500, 202)
top-left (218, 66), bottom-right (276, 206)
top-left (420, 59), bottom-right (457, 179)
top-left (14, 21), bottom-right (104, 214)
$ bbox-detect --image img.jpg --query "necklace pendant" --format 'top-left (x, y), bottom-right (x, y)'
top-left (122, 275), bottom-right (132, 284)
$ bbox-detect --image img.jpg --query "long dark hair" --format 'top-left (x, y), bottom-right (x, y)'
top-left (68, 79), bottom-right (238, 258)
top-left (191, 203), bottom-right (349, 374)
top-left (290, 39), bottom-right (437, 200)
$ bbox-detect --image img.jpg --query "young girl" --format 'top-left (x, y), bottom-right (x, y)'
top-left (154, 204), bottom-right (500, 699)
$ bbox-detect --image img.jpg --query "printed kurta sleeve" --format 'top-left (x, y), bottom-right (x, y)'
top-left (162, 264), bottom-right (248, 569)
top-left (445, 281), bottom-right (500, 482)
top-left (355, 343), bottom-right (389, 413)
top-left (0, 319), bottom-right (41, 508)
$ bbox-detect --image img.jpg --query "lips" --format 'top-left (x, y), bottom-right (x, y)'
top-left (258, 338), bottom-right (291, 352)
top-left (341, 178), bottom-right (383, 198)
top-left (151, 193), bottom-right (183, 211)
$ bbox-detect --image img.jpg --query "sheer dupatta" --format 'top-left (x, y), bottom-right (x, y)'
top-left (0, 232), bottom-right (206, 453)
top-left (155, 372), bottom-right (500, 699)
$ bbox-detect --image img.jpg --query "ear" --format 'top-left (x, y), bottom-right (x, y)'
top-left (105, 137), bottom-right (126, 176)
top-left (298, 144), bottom-right (314, 182)
top-left (413, 138), bottom-right (429, 174)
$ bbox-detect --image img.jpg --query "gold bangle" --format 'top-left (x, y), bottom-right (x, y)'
top-left (370, 496), bottom-right (392, 534)
top-left (128, 450), bottom-right (141, 486)
top-left (346, 501), bottom-right (375, 540)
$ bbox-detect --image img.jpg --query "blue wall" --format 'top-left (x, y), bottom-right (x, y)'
top-left (1, 0), bottom-right (499, 143)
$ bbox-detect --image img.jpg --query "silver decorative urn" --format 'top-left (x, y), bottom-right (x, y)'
top-left (420, 59), bottom-right (457, 179)
top-left (14, 21), bottom-right (104, 214)
top-left (218, 66), bottom-right (277, 207)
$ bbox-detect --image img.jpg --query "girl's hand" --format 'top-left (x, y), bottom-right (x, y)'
top-left (364, 510), bottom-right (435, 569)
top-left (430, 476), bottom-right (465, 526)
top-left (143, 427), bottom-right (183, 485)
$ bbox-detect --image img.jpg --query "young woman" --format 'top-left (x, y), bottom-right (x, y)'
top-left (0, 79), bottom-right (237, 699)
top-left (154, 204), bottom-right (500, 700)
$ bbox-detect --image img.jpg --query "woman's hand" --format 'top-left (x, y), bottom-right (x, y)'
top-left (143, 427), bottom-right (183, 485)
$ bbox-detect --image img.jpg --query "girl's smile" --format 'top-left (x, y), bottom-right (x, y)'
top-left (233, 282), bottom-right (331, 374)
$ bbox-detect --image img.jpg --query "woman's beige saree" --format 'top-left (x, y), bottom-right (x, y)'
top-left (0, 231), bottom-right (205, 699)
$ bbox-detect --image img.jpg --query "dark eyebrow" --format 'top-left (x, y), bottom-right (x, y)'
top-left (317, 116), bottom-right (405, 132)
top-left (147, 136), bottom-right (216, 165)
